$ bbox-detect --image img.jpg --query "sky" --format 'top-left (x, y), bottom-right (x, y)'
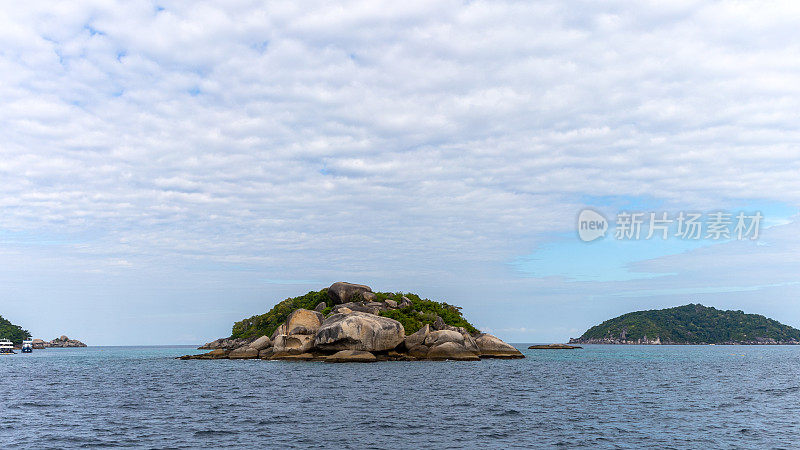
top-left (2, 1), bottom-right (800, 345)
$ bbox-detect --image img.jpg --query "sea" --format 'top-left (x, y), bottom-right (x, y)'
top-left (2, 344), bottom-right (799, 448)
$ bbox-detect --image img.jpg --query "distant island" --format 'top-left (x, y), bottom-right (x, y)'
top-left (570, 304), bottom-right (800, 345)
top-left (182, 282), bottom-right (523, 361)
top-left (36, 336), bottom-right (87, 348)
top-left (0, 314), bottom-right (86, 348)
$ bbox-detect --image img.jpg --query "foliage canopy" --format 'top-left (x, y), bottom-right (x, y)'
top-left (578, 304), bottom-right (800, 343)
top-left (0, 315), bottom-right (31, 344)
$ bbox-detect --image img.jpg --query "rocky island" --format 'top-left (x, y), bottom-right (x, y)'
top-left (182, 282), bottom-right (524, 362)
top-left (43, 335), bottom-right (88, 348)
top-left (570, 304), bottom-right (800, 345)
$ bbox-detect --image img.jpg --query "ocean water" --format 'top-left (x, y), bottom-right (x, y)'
top-left (2, 345), bottom-right (800, 448)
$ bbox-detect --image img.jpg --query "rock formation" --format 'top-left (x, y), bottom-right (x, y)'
top-left (315, 311), bottom-right (405, 352)
top-left (427, 341), bottom-right (480, 361)
top-left (325, 350), bottom-right (377, 363)
top-left (476, 334), bottom-right (526, 358)
top-left (272, 309), bottom-right (324, 338)
top-left (327, 282), bottom-right (374, 304)
top-left (528, 343), bottom-right (582, 349)
top-left (47, 335), bottom-right (87, 347)
top-left (184, 282), bottom-right (524, 362)
top-left (198, 337), bottom-right (252, 350)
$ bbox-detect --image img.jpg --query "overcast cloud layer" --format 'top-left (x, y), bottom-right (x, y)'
top-left (2, 1), bottom-right (800, 344)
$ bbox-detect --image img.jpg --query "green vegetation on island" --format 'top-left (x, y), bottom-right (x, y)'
top-left (377, 293), bottom-right (478, 334)
top-left (232, 289), bottom-right (331, 339)
top-left (571, 304), bottom-right (800, 344)
top-left (231, 288), bottom-right (477, 340)
top-left (0, 315), bottom-right (32, 344)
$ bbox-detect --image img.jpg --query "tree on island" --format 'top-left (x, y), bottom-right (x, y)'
top-left (0, 315), bottom-right (32, 344)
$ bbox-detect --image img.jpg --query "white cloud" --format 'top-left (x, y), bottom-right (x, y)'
top-left (2, 0), bottom-right (800, 343)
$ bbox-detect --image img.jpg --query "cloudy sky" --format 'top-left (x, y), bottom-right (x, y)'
top-left (2, 1), bottom-right (800, 344)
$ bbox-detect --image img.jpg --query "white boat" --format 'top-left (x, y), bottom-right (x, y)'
top-left (21, 340), bottom-right (33, 353)
top-left (0, 339), bottom-right (15, 354)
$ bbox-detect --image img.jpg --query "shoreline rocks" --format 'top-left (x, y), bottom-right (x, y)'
top-left (427, 342), bottom-right (481, 361)
top-left (528, 344), bottom-right (582, 349)
top-left (475, 334), bottom-right (525, 358)
top-left (229, 347), bottom-right (260, 359)
top-left (326, 350), bottom-right (377, 363)
top-left (198, 337), bottom-right (252, 350)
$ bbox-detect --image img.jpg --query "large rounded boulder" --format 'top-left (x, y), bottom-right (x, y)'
top-left (273, 334), bottom-right (315, 355)
top-left (404, 324), bottom-right (430, 348)
top-left (475, 334), bottom-right (524, 358)
top-left (426, 342), bottom-right (480, 361)
top-left (424, 330), bottom-right (465, 347)
top-left (314, 311), bottom-right (405, 352)
top-left (327, 282), bottom-right (374, 305)
top-left (249, 335), bottom-right (272, 351)
top-left (271, 309), bottom-right (324, 338)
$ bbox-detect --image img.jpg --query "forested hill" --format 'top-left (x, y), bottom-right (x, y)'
top-left (0, 315), bottom-right (31, 344)
top-left (570, 304), bottom-right (800, 344)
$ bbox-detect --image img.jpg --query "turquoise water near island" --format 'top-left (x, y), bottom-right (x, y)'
top-left (2, 345), bottom-right (800, 448)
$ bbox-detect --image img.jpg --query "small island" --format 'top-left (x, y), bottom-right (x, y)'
top-left (182, 282), bottom-right (524, 362)
top-left (41, 336), bottom-right (88, 348)
top-left (570, 304), bottom-right (800, 345)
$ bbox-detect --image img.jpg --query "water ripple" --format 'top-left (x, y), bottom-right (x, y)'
top-left (2, 345), bottom-right (800, 448)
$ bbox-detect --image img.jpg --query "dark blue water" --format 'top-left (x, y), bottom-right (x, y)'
top-left (2, 345), bottom-right (800, 448)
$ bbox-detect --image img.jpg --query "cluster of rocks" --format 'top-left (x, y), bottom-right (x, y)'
top-left (31, 336), bottom-right (88, 348)
top-left (198, 337), bottom-right (252, 350)
top-left (183, 282), bottom-right (524, 362)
